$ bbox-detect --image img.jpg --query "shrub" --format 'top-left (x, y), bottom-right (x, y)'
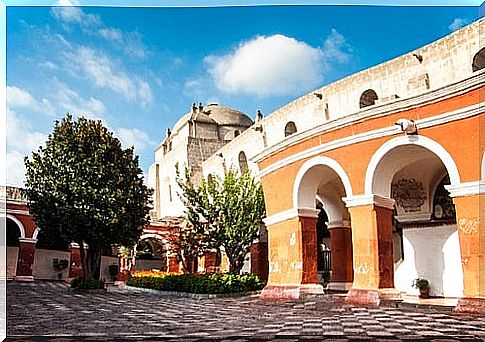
top-left (126, 272), bottom-right (265, 294)
top-left (71, 277), bottom-right (105, 290)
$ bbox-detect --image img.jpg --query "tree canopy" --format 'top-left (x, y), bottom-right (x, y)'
top-left (24, 114), bottom-right (152, 280)
top-left (176, 166), bottom-right (266, 274)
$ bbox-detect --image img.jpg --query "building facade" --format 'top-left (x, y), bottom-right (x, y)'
top-left (200, 19), bottom-right (484, 313)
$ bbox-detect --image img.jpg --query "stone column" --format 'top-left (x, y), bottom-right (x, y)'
top-left (15, 238), bottom-right (37, 282)
top-left (344, 195), bottom-right (401, 305)
top-left (261, 208), bottom-right (324, 299)
top-left (326, 221), bottom-right (353, 291)
top-left (447, 183), bottom-right (485, 314)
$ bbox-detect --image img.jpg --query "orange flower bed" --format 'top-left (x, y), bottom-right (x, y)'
top-left (131, 270), bottom-right (179, 278)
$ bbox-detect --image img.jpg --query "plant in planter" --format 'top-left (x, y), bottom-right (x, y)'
top-left (52, 258), bottom-right (69, 280)
top-left (108, 264), bottom-right (119, 281)
top-left (412, 277), bottom-right (430, 298)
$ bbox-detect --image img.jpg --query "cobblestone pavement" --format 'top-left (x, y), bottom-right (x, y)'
top-left (6, 282), bottom-right (485, 341)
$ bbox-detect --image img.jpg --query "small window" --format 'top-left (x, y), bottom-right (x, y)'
top-left (238, 151), bottom-right (248, 173)
top-left (234, 130), bottom-right (240, 137)
top-left (472, 48), bottom-right (485, 72)
top-left (168, 184), bottom-right (172, 202)
top-left (284, 121), bottom-right (297, 137)
top-left (359, 89), bottom-right (378, 108)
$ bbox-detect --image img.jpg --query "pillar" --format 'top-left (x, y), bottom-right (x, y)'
top-left (261, 208), bottom-right (324, 299)
top-left (344, 195), bottom-right (401, 305)
top-left (326, 222), bottom-right (353, 291)
top-left (167, 255), bottom-right (181, 273)
top-left (447, 183), bottom-right (485, 313)
top-left (250, 242), bottom-right (269, 281)
top-left (15, 238), bottom-right (36, 282)
top-left (68, 243), bottom-right (84, 279)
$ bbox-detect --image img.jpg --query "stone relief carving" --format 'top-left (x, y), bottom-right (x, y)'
top-left (458, 218), bottom-right (479, 235)
top-left (391, 178), bottom-right (427, 213)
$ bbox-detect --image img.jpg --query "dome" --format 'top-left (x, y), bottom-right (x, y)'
top-left (171, 103), bottom-right (253, 135)
top-left (202, 103), bottom-right (253, 127)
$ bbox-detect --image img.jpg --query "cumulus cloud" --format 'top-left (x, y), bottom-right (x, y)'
top-left (204, 30), bottom-right (351, 97)
top-left (115, 127), bottom-right (156, 151)
top-left (449, 18), bottom-right (469, 32)
top-left (7, 85), bottom-right (55, 116)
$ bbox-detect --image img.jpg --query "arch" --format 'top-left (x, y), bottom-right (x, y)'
top-left (32, 227), bottom-right (41, 240)
top-left (284, 121), bottom-right (297, 137)
top-left (139, 233), bottom-right (168, 244)
top-left (2, 214), bottom-right (26, 239)
top-left (234, 130), bottom-right (240, 137)
top-left (365, 135), bottom-right (461, 196)
top-left (293, 156), bottom-right (353, 210)
top-left (472, 47), bottom-right (485, 72)
top-left (238, 151), bottom-right (249, 173)
top-left (359, 89), bottom-right (378, 108)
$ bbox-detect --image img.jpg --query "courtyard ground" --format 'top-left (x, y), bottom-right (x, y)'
top-left (6, 282), bottom-right (485, 341)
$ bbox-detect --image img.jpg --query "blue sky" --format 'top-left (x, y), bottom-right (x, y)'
top-left (4, 2), bottom-right (481, 187)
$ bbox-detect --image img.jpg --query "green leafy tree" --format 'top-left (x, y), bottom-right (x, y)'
top-left (24, 114), bottom-right (152, 280)
top-left (176, 166), bottom-right (266, 274)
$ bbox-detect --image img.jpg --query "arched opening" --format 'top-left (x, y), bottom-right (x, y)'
top-left (294, 157), bottom-right (354, 290)
top-left (238, 151), bottom-right (248, 173)
top-left (370, 142), bottom-right (462, 297)
top-left (472, 48), bottom-right (485, 72)
top-left (234, 130), bottom-right (240, 137)
top-left (6, 217), bottom-right (22, 278)
top-left (359, 89), bottom-right (378, 108)
top-left (284, 121), bottom-right (297, 137)
top-left (135, 236), bottom-right (169, 272)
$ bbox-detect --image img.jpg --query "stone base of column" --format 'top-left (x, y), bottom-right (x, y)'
top-left (454, 297), bottom-right (485, 314)
top-left (326, 281), bottom-right (353, 292)
top-left (15, 276), bottom-right (34, 282)
top-left (261, 283), bottom-right (324, 300)
top-left (346, 288), bottom-right (401, 306)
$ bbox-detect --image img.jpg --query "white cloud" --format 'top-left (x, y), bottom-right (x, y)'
top-left (64, 46), bottom-right (153, 106)
top-left (38, 61), bottom-right (58, 70)
top-left (65, 46), bottom-right (135, 99)
top-left (99, 27), bottom-right (123, 42)
top-left (51, 0), bottom-right (100, 27)
top-left (115, 127), bottom-right (156, 151)
top-left (322, 29), bottom-right (352, 64)
top-left (449, 18), bottom-right (469, 32)
top-left (6, 108), bottom-right (48, 187)
top-left (7, 85), bottom-right (55, 116)
top-left (55, 83), bottom-right (106, 119)
top-left (204, 30), bottom-right (351, 97)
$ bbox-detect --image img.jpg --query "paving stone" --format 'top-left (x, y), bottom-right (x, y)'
top-left (6, 282), bottom-right (485, 341)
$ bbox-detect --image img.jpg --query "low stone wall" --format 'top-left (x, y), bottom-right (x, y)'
top-left (100, 256), bottom-right (118, 282)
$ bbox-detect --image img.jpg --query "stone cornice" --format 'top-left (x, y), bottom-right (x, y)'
top-left (445, 181), bottom-right (485, 198)
top-left (343, 195), bottom-right (395, 210)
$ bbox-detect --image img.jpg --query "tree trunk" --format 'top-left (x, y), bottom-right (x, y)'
top-left (87, 243), bottom-right (102, 280)
top-left (78, 240), bottom-right (88, 279)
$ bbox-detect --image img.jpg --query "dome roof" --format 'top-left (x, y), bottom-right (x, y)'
top-left (201, 104), bottom-right (253, 127)
top-left (171, 103), bottom-right (253, 134)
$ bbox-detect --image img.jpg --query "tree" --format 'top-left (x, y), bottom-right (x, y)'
top-left (24, 114), bottom-right (152, 280)
top-left (176, 167), bottom-right (266, 274)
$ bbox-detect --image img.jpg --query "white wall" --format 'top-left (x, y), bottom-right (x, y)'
top-left (394, 225), bottom-right (463, 297)
top-left (99, 256), bottom-right (118, 282)
top-left (135, 259), bottom-right (165, 271)
top-left (32, 249), bottom-right (71, 280)
top-left (7, 246), bottom-right (18, 278)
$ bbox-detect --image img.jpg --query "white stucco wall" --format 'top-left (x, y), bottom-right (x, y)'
top-left (7, 246), bottom-right (18, 278)
top-left (394, 225), bottom-right (463, 297)
top-left (99, 256), bottom-right (118, 282)
top-left (32, 249), bottom-right (71, 280)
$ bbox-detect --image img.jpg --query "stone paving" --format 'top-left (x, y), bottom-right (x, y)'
top-left (6, 282), bottom-right (485, 341)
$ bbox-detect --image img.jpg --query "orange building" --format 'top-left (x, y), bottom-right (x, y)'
top-left (244, 19), bottom-right (484, 314)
